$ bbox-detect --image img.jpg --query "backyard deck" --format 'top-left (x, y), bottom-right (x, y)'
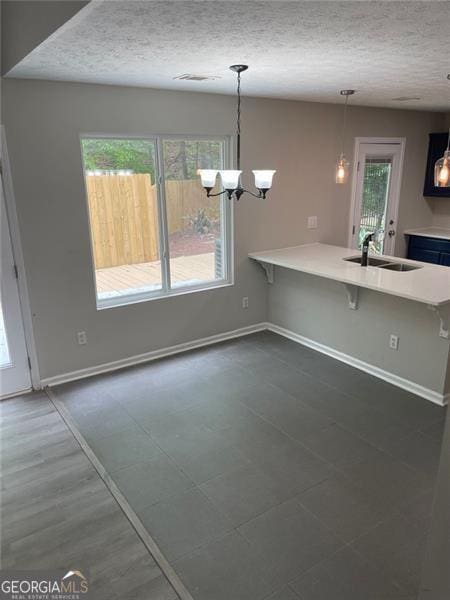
top-left (96, 252), bottom-right (216, 296)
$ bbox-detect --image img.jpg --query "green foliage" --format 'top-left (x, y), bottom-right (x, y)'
top-left (357, 162), bottom-right (391, 253)
top-left (186, 207), bottom-right (219, 235)
top-left (81, 138), bottom-right (224, 182)
top-left (163, 140), bottom-right (223, 180)
top-left (81, 139), bottom-right (156, 177)
top-left (362, 163), bottom-right (390, 216)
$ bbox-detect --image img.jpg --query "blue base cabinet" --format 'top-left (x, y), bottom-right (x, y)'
top-left (407, 235), bottom-right (450, 266)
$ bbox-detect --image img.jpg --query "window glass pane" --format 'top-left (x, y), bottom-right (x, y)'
top-left (163, 139), bottom-right (226, 289)
top-left (0, 299), bottom-right (11, 367)
top-left (81, 138), bottom-right (162, 303)
top-left (357, 157), bottom-right (392, 254)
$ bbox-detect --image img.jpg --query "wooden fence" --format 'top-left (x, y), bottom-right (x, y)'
top-left (86, 174), bottom-right (219, 268)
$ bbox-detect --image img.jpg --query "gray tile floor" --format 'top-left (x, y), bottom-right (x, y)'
top-left (54, 331), bottom-right (446, 600)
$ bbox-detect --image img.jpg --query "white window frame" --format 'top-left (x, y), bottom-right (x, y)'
top-left (79, 133), bottom-right (234, 310)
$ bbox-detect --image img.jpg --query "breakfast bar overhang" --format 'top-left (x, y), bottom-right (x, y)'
top-left (249, 244), bottom-right (450, 405)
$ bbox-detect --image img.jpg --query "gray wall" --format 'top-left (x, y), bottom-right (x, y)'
top-left (1, 78), bottom-right (444, 379)
top-left (268, 267), bottom-right (450, 397)
top-left (1, 1), bottom-right (89, 75)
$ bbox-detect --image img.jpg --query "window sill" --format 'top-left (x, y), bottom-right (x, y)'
top-left (96, 279), bottom-right (233, 310)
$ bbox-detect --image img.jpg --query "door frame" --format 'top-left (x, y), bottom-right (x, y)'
top-left (1, 126), bottom-right (41, 392)
top-left (347, 137), bottom-right (406, 255)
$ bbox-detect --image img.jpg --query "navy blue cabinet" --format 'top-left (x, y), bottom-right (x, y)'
top-left (407, 235), bottom-right (450, 266)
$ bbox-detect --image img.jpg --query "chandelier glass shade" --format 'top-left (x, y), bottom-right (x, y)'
top-left (198, 65), bottom-right (276, 200)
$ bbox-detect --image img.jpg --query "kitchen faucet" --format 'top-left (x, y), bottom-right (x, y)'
top-left (361, 232), bottom-right (375, 266)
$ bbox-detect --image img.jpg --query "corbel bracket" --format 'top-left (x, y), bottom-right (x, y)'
top-left (345, 284), bottom-right (359, 310)
top-left (257, 261), bottom-right (274, 284)
top-left (427, 304), bottom-right (450, 339)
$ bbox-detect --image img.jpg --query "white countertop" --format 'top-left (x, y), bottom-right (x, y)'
top-left (249, 243), bottom-right (450, 307)
top-left (404, 227), bottom-right (450, 241)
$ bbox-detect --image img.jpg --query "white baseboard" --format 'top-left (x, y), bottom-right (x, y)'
top-left (41, 319), bottom-right (448, 406)
top-left (41, 322), bottom-right (267, 388)
top-left (0, 387), bottom-right (33, 401)
top-left (267, 323), bottom-right (448, 407)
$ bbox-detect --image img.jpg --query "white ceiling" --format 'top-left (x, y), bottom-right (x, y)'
top-left (7, 0), bottom-right (450, 112)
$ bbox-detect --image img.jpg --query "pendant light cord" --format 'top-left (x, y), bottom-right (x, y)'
top-left (341, 94), bottom-right (349, 156)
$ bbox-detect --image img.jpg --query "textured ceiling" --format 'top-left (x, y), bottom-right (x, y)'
top-left (7, 0), bottom-right (450, 111)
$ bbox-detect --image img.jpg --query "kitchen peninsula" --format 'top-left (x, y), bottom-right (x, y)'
top-left (250, 243), bottom-right (450, 405)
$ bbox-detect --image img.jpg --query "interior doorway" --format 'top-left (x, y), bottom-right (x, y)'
top-left (0, 172), bottom-right (32, 397)
top-left (348, 138), bottom-right (405, 255)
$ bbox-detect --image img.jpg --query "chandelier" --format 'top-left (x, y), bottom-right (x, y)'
top-left (198, 65), bottom-right (276, 200)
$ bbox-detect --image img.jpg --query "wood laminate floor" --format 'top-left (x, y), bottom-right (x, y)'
top-left (0, 392), bottom-right (179, 600)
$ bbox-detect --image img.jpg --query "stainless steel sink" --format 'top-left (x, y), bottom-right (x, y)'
top-left (378, 262), bottom-right (422, 272)
top-left (344, 256), bottom-right (393, 267)
top-left (343, 256), bottom-right (422, 271)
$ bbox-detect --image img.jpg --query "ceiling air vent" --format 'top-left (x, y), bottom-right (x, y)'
top-left (391, 96), bottom-right (421, 102)
top-left (173, 74), bottom-right (220, 81)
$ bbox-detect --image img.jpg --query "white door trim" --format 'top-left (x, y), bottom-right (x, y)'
top-left (347, 137), bottom-right (406, 253)
top-left (1, 126), bottom-right (41, 390)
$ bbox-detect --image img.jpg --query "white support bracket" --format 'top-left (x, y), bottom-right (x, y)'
top-left (345, 284), bottom-right (359, 310)
top-left (257, 261), bottom-right (274, 284)
top-left (427, 304), bottom-right (450, 339)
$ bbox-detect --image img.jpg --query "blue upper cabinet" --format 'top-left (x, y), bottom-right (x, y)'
top-left (424, 133), bottom-right (450, 198)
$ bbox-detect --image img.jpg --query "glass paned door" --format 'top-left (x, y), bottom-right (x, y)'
top-left (0, 174), bottom-right (31, 397)
top-left (81, 138), bottom-right (162, 304)
top-left (350, 141), bottom-right (404, 255)
top-left (80, 135), bottom-right (230, 308)
top-left (162, 138), bottom-right (228, 289)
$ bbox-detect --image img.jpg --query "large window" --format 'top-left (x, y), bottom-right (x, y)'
top-left (80, 136), bottom-right (231, 308)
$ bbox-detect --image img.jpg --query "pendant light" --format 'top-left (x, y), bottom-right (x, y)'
top-left (198, 65), bottom-right (276, 200)
top-left (434, 127), bottom-right (450, 187)
top-left (336, 89), bottom-right (355, 184)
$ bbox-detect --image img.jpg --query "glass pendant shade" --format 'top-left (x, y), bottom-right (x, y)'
top-left (335, 90), bottom-right (355, 185)
top-left (198, 169), bottom-right (218, 188)
top-left (434, 150), bottom-right (450, 187)
top-left (253, 170), bottom-right (276, 190)
top-left (336, 155), bottom-right (349, 184)
top-left (219, 170), bottom-right (242, 189)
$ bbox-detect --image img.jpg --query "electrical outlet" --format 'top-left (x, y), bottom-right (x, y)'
top-left (242, 297), bottom-right (249, 309)
top-left (389, 334), bottom-right (399, 350)
top-left (307, 216), bottom-right (318, 229)
top-left (77, 331), bottom-right (87, 345)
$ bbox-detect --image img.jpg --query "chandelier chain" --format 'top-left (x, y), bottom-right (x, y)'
top-left (198, 64), bottom-right (276, 199)
top-left (237, 71), bottom-right (241, 170)
top-left (237, 71), bottom-right (241, 139)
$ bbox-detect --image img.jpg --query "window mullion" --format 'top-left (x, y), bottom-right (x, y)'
top-left (155, 137), bottom-right (171, 291)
